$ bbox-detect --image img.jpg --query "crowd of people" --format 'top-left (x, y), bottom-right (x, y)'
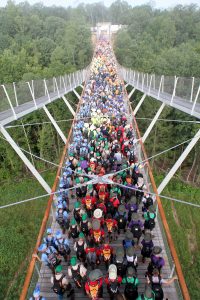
top-left (31, 40), bottom-right (177, 300)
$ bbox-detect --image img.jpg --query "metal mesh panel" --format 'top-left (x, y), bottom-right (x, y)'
top-left (175, 77), bottom-right (193, 101)
top-left (0, 85), bottom-right (12, 112)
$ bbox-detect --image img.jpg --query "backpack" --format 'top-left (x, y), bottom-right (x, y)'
top-left (146, 212), bottom-right (155, 230)
top-left (131, 224), bottom-right (142, 239)
top-left (47, 249), bottom-right (57, 267)
top-left (123, 239), bottom-right (132, 249)
top-left (124, 278), bottom-right (138, 298)
top-left (70, 226), bottom-right (79, 239)
top-left (106, 201), bottom-right (114, 215)
top-left (71, 265), bottom-right (82, 287)
top-left (124, 145), bottom-right (129, 154)
top-left (80, 221), bottom-right (89, 234)
top-left (52, 274), bottom-right (65, 294)
top-left (57, 211), bottom-right (64, 226)
top-left (146, 197), bottom-right (153, 208)
top-left (117, 129), bottom-right (122, 137)
top-left (151, 276), bottom-right (164, 300)
top-left (117, 215), bottom-right (126, 229)
top-left (142, 244), bottom-right (152, 257)
top-left (57, 240), bottom-right (68, 255)
top-left (109, 280), bottom-right (118, 294)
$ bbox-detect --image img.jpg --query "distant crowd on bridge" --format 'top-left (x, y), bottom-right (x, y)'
top-left (30, 40), bottom-right (177, 300)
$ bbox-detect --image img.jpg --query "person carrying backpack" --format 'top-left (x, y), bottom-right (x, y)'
top-left (90, 219), bottom-right (105, 245)
top-left (85, 269), bottom-right (104, 300)
top-left (51, 265), bottom-right (74, 300)
top-left (128, 213), bottom-right (143, 244)
top-left (105, 264), bottom-right (122, 300)
top-left (147, 268), bottom-right (177, 300)
top-left (144, 206), bottom-right (156, 231)
top-left (137, 284), bottom-right (155, 300)
top-left (36, 244), bottom-right (61, 274)
top-left (122, 267), bottom-right (139, 300)
top-left (54, 230), bottom-right (71, 263)
top-left (82, 194), bottom-right (96, 218)
top-left (112, 246), bottom-right (127, 277)
top-left (99, 242), bottom-right (113, 270)
top-left (147, 247), bottom-right (165, 276)
top-left (68, 218), bottom-right (80, 240)
top-left (80, 213), bottom-right (92, 237)
top-left (105, 213), bottom-right (118, 242)
top-left (56, 204), bottom-right (69, 233)
top-left (115, 204), bottom-right (127, 234)
top-left (141, 233), bottom-right (154, 263)
top-left (68, 256), bottom-right (87, 289)
top-left (142, 194), bottom-right (154, 212)
top-left (123, 231), bottom-right (135, 250)
top-left (126, 197), bottom-right (139, 222)
top-left (43, 228), bottom-right (55, 248)
top-left (74, 232), bottom-right (87, 263)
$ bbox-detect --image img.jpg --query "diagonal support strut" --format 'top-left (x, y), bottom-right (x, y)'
top-left (142, 103), bottom-right (165, 143)
top-left (62, 96), bottom-right (75, 117)
top-left (0, 125), bottom-right (52, 193)
top-left (158, 128), bottom-right (200, 194)
top-left (43, 106), bottom-right (66, 144)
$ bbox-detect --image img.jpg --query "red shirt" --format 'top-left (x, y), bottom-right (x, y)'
top-left (82, 196), bottom-right (96, 210)
top-left (104, 276), bottom-right (122, 285)
top-left (96, 202), bottom-right (107, 214)
top-left (105, 218), bottom-right (118, 232)
top-left (85, 278), bottom-right (103, 298)
top-left (99, 244), bottom-right (113, 260)
top-left (90, 229), bottom-right (105, 242)
top-left (85, 247), bottom-right (98, 254)
top-left (109, 197), bottom-right (120, 208)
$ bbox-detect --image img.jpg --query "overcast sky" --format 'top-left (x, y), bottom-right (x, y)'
top-left (1, 0), bottom-right (200, 8)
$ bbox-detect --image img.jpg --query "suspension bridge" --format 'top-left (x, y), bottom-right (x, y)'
top-left (0, 25), bottom-right (198, 300)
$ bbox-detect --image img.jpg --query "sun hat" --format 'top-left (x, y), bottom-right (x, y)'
top-left (93, 208), bottom-right (102, 219)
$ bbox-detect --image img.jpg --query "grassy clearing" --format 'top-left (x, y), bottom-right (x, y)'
top-left (154, 174), bottom-right (200, 299)
top-left (0, 170), bottom-right (56, 300)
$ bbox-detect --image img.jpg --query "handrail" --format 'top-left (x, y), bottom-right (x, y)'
top-left (124, 88), bottom-right (190, 299)
top-left (19, 70), bottom-right (88, 300)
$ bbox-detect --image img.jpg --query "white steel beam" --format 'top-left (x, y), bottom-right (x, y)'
top-left (158, 128), bottom-right (200, 194)
top-left (133, 94), bottom-right (146, 115)
top-left (142, 103), bottom-right (165, 143)
top-left (0, 125), bottom-right (51, 194)
top-left (128, 87), bottom-right (135, 99)
top-left (73, 89), bottom-right (81, 100)
top-left (43, 105), bottom-right (66, 144)
top-left (62, 96), bottom-right (75, 116)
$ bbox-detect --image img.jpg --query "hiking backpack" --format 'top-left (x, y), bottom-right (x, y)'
top-left (124, 278), bottom-right (138, 299)
top-left (131, 224), bottom-right (142, 239)
top-left (52, 274), bottom-right (65, 294)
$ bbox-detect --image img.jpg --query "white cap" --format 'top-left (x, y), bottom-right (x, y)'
top-left (93, 208), bottom-right (102, 219)
top-left (108, 264), bottom-right (117, 280)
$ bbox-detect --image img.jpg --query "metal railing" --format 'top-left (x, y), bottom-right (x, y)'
top-left (120, 68), bottom-right (189, 299)
top-left (121, 67), bottom-right (200, 117)
top-left (19, 68), bottom-right (89, 300)
top-left (0, 68), bottom-right (89, 123)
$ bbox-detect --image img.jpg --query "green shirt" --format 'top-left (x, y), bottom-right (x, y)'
top-left (144, 212), bottom-right (155, 221)
top-left (122, 276), bottom-right (139, 286)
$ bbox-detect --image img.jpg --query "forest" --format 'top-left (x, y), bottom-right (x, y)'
top-left (0, 0), bottom-right (200, 299)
